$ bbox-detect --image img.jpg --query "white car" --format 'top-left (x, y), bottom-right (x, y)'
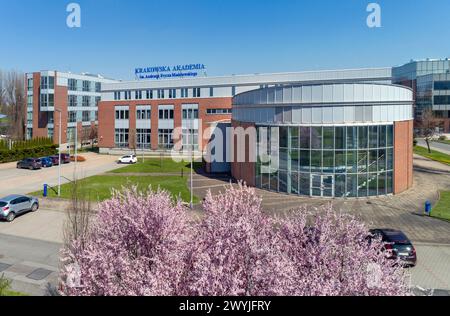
top-left (118, 155), bottom-right (137, 164)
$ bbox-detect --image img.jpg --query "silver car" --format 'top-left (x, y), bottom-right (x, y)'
top-left (0, 195), bottom-right (39, 222)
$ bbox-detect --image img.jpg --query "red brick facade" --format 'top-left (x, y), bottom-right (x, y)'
top-left (230, 120), bottom-right (256, 187)
top-left (394, 120), bottom-right (414, 194)
top-left (98, 97), bottom-right (232, 151)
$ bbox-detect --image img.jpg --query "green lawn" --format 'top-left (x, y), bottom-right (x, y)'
top-left (0, 290), bottom-right (28, 296)
top-left (112, 158), bottom-right (202, 174)
top-left (432, 191), bottom-right (450, 222)
top-left (30, 175), bottom-right (199, 204)
top-left (414, 146), bottom-right (450, 165)
top-left (435, 140), bottom-right (450, 145)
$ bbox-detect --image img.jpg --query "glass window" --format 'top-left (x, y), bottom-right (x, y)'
top-left (323, 151), bottom-right (334, 173)
top-left (311, 127), bottom-right (322, 149)
top-left (358, 126), bottom-right (368, 149)
top-left (335, 127), bottom-right (345, 150)
top-left (347, 126), bottom-right (358, 150)
top-left (378, 172), bottom-right (387, 195)
top-left (358, 174), bottom-right (368, 197)
top-left (335, 151), bottom-right (345, 173)
top-left (279, 127), bottom-right (289, 148)
top-left (300, 127), bottom-right (310, 149)
top-left (290, 172), bottom-right (299, 195)
top-left (290, 149), bottom-right (299, 172)
top-left (346, 150), bottom-right (358, 173)
top-left (369, 150), bottom-right (378, 172)
top-left (311, 150), bottom-right (322, 172)
top-left (369, 126), bottom-right (378, 149)
top-left (346, 174), bottom-right (357, 198)
top-left (299, 150), bottom-right (310, 172)
top-left (335, 175), bottom-right (346, 198)
top-left (387, 125), bottom-right (394, 147)
top-left (387, 171), bottom-right (393, 194)
top-left (378, 125), bottom-right (386, 147)
top-left (358, 150), bottom-right (368, 173)
top-left (279, 171), bottom-right (288, 193)
top-left (299, 173), bottom-right (310, 196)
top-left (290, 127), bottom-right (299, 148)
top-left (323, 127), bottom-right (334, 150)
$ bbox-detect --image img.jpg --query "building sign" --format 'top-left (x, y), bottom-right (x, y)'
top-left (135, 64), bottom-right (207, 80)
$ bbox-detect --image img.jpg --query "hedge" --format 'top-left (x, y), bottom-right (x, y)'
top-left (0, 145), bottom-right (58, 163)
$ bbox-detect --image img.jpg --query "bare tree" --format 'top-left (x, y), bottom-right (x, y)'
top-left (0, 70), bottom-right (26, 140)
top-left (128, 128), bottom-right (137, 155)
top-left (419, 109), bottom-right (441, 153)
top-left (63, 178), bottom-right (92, 249)
top-left (89, 125), bottom-right (98, 149)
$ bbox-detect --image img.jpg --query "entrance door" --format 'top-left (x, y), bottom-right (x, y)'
top-left (311, 175), bottom-right (334, 197)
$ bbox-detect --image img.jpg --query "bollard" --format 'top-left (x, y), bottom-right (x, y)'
top-left (43, 184), bottom-right (48, 197)
top-left (425, 201), bottom-right (432, 216)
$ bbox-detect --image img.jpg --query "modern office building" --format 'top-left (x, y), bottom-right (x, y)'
top-left (393, 58), bottom-right (450, 132)
top-left (26, 71), bottom-right (117, 147)
top-left (231, 83), bottom-right (414, 197)
top-left (97, 68), bottom-right (392, 155)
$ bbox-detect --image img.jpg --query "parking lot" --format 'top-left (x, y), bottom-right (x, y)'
top-left (0, 152), bottom-right (121, 197)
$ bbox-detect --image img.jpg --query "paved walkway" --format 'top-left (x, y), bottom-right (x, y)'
top-left (414, 154), bottom-right (450, 173)
top-left (417, 139), bottom-right (450, 156)
top-left (191, 169), bottom-right (450, 245)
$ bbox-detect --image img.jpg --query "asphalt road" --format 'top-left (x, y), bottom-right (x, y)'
top-left (417, 139), bottom-right (450, 155)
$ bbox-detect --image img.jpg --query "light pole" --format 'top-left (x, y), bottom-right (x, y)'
top-left (190, 112), bottom-right (194, 209)
top-left (55, 109), bottom-right (62, 197)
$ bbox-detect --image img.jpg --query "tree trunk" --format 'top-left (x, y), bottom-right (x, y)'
top-left (425, 138), bottom-right (432, 154)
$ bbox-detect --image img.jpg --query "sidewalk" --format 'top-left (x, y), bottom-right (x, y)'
top-left (413, 154), bottom-right (450, 173)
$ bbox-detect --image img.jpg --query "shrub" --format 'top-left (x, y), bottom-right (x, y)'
top-left (439, 135), bottom-right (447, 141)
top-left (413, 138), bottom-right (418, 147)
top-left (0, 144), bottom-right (57, 163)
top-left (70, 155), bottom-right (86, 162)
top-left (60, 184), bottom-right (411, 296)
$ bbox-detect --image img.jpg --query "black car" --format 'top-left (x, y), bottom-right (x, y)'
top-left (17, 158), bottom-right (42, 170)
top-left (60, 153), bottom-right (71, 164)
top-left (370, 229), bottom-right (417, 267)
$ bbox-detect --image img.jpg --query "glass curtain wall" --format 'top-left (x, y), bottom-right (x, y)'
top-left (255, 125), bottom-right (394, 197)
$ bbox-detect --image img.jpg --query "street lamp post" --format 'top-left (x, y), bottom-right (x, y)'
top-left (190, 113), bottom-right (194, 209)
top-left (55, 109), bottom-right (62, 197)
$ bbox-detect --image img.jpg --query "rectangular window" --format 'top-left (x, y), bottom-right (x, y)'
top-left (82, 80), bottom-right (91, 92)
top-left (182, 108), bottom-right (199, 119)
top-left (115, 109), bottom-right (129, 120)
top-left (193, 88), bottom-right (201, 98)
top-left (136, 109), bottom-right (151, 120)
top-left (124, 91), bottom-right (131, 100)
top-left (82, 96), bottom-right (90, 107)
top-left (206, 108), bottom-right (232, 115)
top-left (434, 95), bottom-right (450, 105)
top-left (157, 89), bottom-right (165, 99)
top-left (182, 128), bottom-right (199, 151)
top-left (209, 87), bottom-right (214, 97)
top-left (434, 81), bottom-right (450, 90)
top-left (82, 111), bottom-right (90, 122)
top-left (136, 129), bottom-right (151, 149)
top-left (114, 91), bottom-right (121, 100)
top-left (95, 97), bottom-right (101, 107)
top-left (27, 78), bottom-right (33, 91)
top-left (68, 111), bottom-right (77, 123)
top-left (135, 90), bottom-right (142, 100)
top-left (146, 90), bottom-right (153, 99)
top-left (169, 89), bottom-right (176, 99)
top-left (181, 88), bottom-right (188, 98)
top-left (158, 129), bottom-right (174, 149)
top-left (68, 95), bottom-right (77, 107)
top-left (159, 109), bottom-right (174, 120)
top-left (95, 82), bottom-right (101, 93)
top-left (115, 129), bottom-right (129, 148)
top-left (68, 79), bottom-right (77, 91)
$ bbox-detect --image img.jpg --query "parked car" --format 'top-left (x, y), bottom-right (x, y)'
top-left (60, 153), bottom-right (71, 164)
top-left (16, 158), bottom-right (42, 170)
top-left (118, 154), bottom-right (137, 164)
top-left (0, 195), bottom-right (39, 222)
top-left (40, 157), bottom-right (53, 168)
top-left (50, 155), bottom-right (60, 165)
top-left (370, 229), bottom-right (417, 267)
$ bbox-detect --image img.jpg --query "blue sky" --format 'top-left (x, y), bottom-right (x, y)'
top-left (0, 0), bottom-right (449, 80)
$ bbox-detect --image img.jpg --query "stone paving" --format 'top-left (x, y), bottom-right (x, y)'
top-left (191, 169), bottom-right (450, 244)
